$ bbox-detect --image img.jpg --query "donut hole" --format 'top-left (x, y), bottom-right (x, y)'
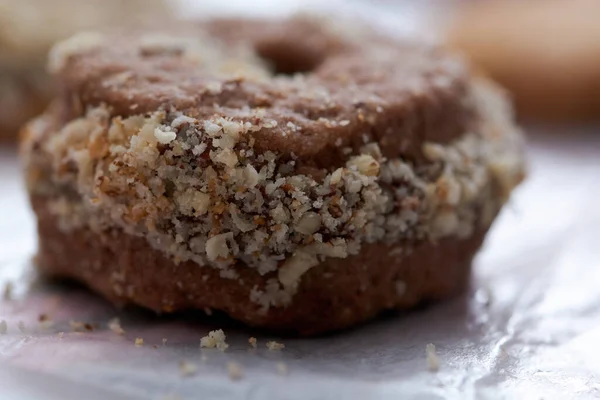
top-left (255, 42), bottom-right (324, 76)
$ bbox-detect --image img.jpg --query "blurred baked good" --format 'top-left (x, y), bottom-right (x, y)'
top-left (21, 17), bottom-right (525, 334)
top-left (0, 0), bottom-right (170, 141)
top-left (446, 0), bottom-right (600, 122)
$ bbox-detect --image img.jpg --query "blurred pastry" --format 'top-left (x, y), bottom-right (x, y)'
top-left (446, 0), bottom-right (600, 122)
top-left (0, 0), bottom-right (170, 141)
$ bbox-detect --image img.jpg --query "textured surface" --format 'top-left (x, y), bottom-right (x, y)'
top-left (1, 131), bottom-right (600, 399)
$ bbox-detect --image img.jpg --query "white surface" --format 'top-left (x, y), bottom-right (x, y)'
top-left (1, 132), bottom-right (600, 400)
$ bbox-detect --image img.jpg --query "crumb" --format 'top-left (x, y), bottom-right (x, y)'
top-left (3, 281), bottom-right (13, 300)
top-left (58, 332), bottom-right (64, 339)
top-left (108, 317), bottom-right (125, 335)
top-left (135, 337), bottom-right (144, 347)
top-left (227, 362), bottom-right (243, 380)
top-left (426, 343), bottom-right (440, 371)
top-left (200, 329), bottom-right (229, 351)
top-left (276, 362), bottom-right (288, 375)
top-left (179, 361), bottom-right (198, 376)
top-left (162, 338), bottom-right (167, 346)
top-left (153, 345), bottom-right (158, 349)
top-left (266, 341), bottom-right (285, 351)
top-left (17, 321), bottom-right (25, 333)
top-left (204, 307), bottom-right (213, 316)
top-left (0, 320), bottom-right (6, 334)
top-left (38, 314), bottom-right (49, 322)
top-left (248, 337), bottom-right (257, 348)
top-left (69, 320), bottom-right (85, 332)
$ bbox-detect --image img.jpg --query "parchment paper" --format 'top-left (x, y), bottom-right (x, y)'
top-left (1, 2), bottom-right (600, 399)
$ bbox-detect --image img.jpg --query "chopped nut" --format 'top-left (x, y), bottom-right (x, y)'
top-left (162, 338), bottom-right (167, 346)
top-left (248, 337), bottom-right (257, 348)
top-left (266, 341), bottom-right (285, 351)
top-left (200, 329), bottom-right (229, 350)
top-left (179, 361), bottom-right (198, 376)
top-left (135, 337), bottom-right (144, 347)
top-left (426, 343), bottom-right (440, 371)
top-left (154, 127), bottom-right (177, 144)
top-left (276, 362), bottom-right (288, 375)
top-left (227, 362), bottom-right (243, 380)
top-left (58, 332), bottom-right (64, 339)
top-left (108, 317), bottom-right (125, 335)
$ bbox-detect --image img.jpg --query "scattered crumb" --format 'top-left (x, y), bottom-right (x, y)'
top-left (38, 314), bottom-right (49, 322)
top-left (17, 321), bottom-right (25, 333)
top-left (200, 329), bottom-right (229, 351)
top-left (0, 320), bottom-right (6, 334)
top-left (108, 318), bottom-right (126, 335)
top-left (266, 341), bottom-right (285, 351)
top-left (426, 343), bottom-right (440, 372)
top-left (162, 338), bottom-right (168, 346)
top-left (248, 337), bottom-right (257, 348)
top-left (179, 361), bottom-right (198, 377)
top-left (135, 337), bottom-right (144, 347)
top-left (204, 307), bottom-right (213, 316)
top-left (58, 332), bottom-right (64, 339)
top-left (276, 362), bottom-right (288, 375)
top-left (227, 362), bottom-right (243, 380)
top-left (69, 320), bottom-right (85, 332)
top-left (3, 281), bottom-right (13, 300)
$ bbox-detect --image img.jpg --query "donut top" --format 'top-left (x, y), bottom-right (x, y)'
top-left (48, 16), bottom-right (473, 169)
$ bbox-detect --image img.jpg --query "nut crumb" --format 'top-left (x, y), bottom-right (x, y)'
top-left (426, 343), bottom-right (440, 371)
top-left (266, 341), bottom-right (285, 351)
top-left (203, 307), bottom-right (213, 316)
top-left (17, 321), bottom-right (25, 333)
top-left (276, 362), bottom-right (288, 375)
top-left (200, 329), bottom-right (229, 350)
top-left (179, 361), bottom-right (198, 376)
top-left (0, 320), bottom-right (6, 334)
top-left (135, 337), bottom-right (144, 347)
top-left (108, 317), bottom-right (125, 335)
top-left (58, 332), bottom-right (64, 339)
top-left (227, 362), bottom-right (243, 380)
top-left (248, 337), bottom-right (257, 348)
top-left (162, 338), bottom-right (168, 346)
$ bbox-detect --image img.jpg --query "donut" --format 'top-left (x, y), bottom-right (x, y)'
top-left (0, 0), bottom-right (170, 141)
top-left (21, 17), bottom-right (526, 334)
top-left (446, 0), bottom-right (600, 122)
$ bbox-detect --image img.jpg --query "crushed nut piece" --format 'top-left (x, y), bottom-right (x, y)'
top-left (108, 317), bottom-right (125, 335)
top-left (179, 361), bottom-right (198, 376)
top-left (266, 341), bottom-right (285, 351)
top-left (227, 362), bottom-right (243, 380)
top-left (162, 338), bottom-right (168, 346)
top-left (248, 337), bottom-right (257, 348)
top-left (135, 337), bottom-right (144, 347)
top-left (200, 329), bottom-right (229, 350)
top-left (426, 343), bottom-right (440, 372)
top-left (276, 362), bottom-right (288, 375)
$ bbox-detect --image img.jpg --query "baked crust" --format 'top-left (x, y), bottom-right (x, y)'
top-left (33, 196), bottom-right (484, 335)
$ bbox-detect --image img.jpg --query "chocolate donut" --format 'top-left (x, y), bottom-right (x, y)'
top-left (21, 17), bottom-right (525, 334)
